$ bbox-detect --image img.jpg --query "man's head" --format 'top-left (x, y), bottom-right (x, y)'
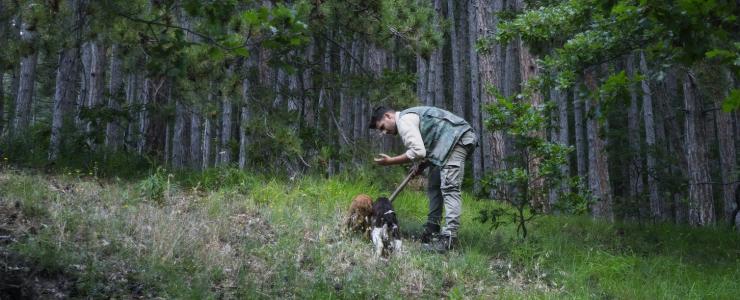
top-left (369, 106), bottom-right (397, 135)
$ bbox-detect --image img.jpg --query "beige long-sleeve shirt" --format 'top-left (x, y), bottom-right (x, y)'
top-left (396, 112), bottom-right (426, 160)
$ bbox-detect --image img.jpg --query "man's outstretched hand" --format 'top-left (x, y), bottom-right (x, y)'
top-left (374, 153), bottom-right (392, 166)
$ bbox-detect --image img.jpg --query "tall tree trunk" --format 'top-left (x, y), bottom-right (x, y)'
top-left (125, 72), bottom-right (139, 151)
top-left (476, 0), bottom-right (507, 198)
top-left (448, 0), bottom-right (464, 117)
top-left (171, 99), bottom-right (187, 169)
top-left (468, 0), bottom-right (483, 195)
top-left (302, 42), bottom-right (316, 129)
top-left (584, 67), bottom-right (614, 221)
top-left (716, 70), bottom-right (737, 225)
top-left (105, 44), bottom-right (124, 150)
top-left (219, 93), bottom-right (233, 166)
top-left (659, 68), bottom-right (688, 223)
top-left (638, 51), bottom-right (663, 221)
top-left (339, 41), bottom-right (353, 148)
top-left (190, 106), bottom-right (202, 170)
top-left (417, 55), bottom-right (428, 104)
top-left (137, 78), bottom-right (150, 154)
top-left (202, 103), bottom-right (213, 170)
top-left (625, 54), bottom-right (645, 218)
top-left (13, 21), bottom-right (38, 134)
top-left (239, 54), bottom-right (257, 169)
top-left (83, 42), bottom-right (107, 148)
top-left (517, 0), bottom-right (546, 211)
top-left (573, 85), bottom-right (587, 181)
top-left (683, 71), bottom-right (714, 226)
top-left (549, 88), bottom-right (571, 208)
top-left (49, 47), bottom-right (80, 161)
top-left (430, 0), bottom-right (444, 108)
top-left (0, 65), bottom-right (5, 135)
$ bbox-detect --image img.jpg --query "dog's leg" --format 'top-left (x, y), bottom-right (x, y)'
top-left (371, 227), bottom-right (384, 257)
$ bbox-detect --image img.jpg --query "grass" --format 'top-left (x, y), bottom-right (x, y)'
top-left (1, 166), bottom-right (738, 299)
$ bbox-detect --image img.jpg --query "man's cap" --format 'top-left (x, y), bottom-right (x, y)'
top-left (369, 106), bottom-right (394, 129)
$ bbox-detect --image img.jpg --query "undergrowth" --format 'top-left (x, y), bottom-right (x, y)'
top-left (0, 166), bottom-right (738, 299)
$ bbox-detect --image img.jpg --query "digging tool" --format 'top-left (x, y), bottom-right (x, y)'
top-left (388, 161), bottom-right (427, 202)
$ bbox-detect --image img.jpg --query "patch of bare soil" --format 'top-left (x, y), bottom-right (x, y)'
top-left (0, 200), bottom-right (75, 299)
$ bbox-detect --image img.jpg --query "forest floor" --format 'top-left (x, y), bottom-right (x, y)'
top-left (0, 166), bottom-right (738, 299)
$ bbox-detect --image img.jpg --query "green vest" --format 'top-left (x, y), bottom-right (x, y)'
top-left (399, 106), bottom-right (473, 166)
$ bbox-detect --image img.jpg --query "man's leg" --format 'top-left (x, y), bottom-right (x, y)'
top-left (439, 144), bottom-right (468, 238)
top-left (426, 165), bottom-right (443, 232)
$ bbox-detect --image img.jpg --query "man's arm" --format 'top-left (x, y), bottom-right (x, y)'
top-left (374, 153), bottom-right (411, 166)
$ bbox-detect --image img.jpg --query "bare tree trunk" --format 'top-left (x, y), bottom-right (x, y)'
top-left (137, 78), bottom-right (150, 155)
top-left (584, 67), bottom-right (613, 221)
top-left (625, 54), bottom-right (645, 218)
top-left (468, 0), bottom-right (483, 195)
top-left (219, 93), bottom-right (233, 166)
top-left (171, 99), bottom-right (187, 169)
top-left (124, 72), bottom-right (139, 151)
top-left (716, 70), bottom-right (737, 224)
top-left (202, 105), bottom-right (213, 170)
top-left (417, 55), bottom-right (428, 104)
top-left (448, 0), bottom-right (464, 116)
top-left (49, 47), bottom-right (80, 161)
top-left (659, 68), bottom-right (688, 223)
top-left (239, 54), bottom-right (256, 169)
top-left (683, 71), bottom-right (714, 226)
top-left (549, 87), bottom-right (571, 208)
top-left (302, 42), bottom-right (316, 129)
top-left (190, 105), bottom-right (202, 170)
top-left (638, 51), bottom-right (663, 221)
top-left (13, 21), bottom-right (38, 134)
top-left (0, 65), bottom-right (5, 135)
top-left (339, 41), bottom-right (353, 148)
top-left (476, 0), bottom-right (507, 198)
top-left (105, 44), bottom-right (124, 151)
top-left (573, 85), bottom-right (587, 181)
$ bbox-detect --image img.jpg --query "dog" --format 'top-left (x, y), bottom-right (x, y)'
top-left (345, 194), bottom-right (374, 238)
top-left (370, 197), bottom-right (402, 257)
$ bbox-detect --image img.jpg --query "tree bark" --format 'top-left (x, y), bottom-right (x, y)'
top-left (219, 92), bottom-right (233, 166)
top-left (625, 54), bottom-right (645, 217)
top-left (468, 0), bottom-right (483, 195)
top-left (13, 21), bottom-right (38, 134)
top-left (683, 71), bottom-right (714, 226)
top-left (431, 0), bottom-right (444, 108)
top-left (448, 0), bottom-right (464, 117)
top-left (339, 41), bottom-right (353, 148)
top-left (476, 0), bottom-right (507, 198)
top-left (584, 67), bottom-right (614, 221)
top-left (417, 55), bottom-right (428, 104)
top-left (171, 99), bottom-right (188, 169)
top-left (638, 51), bottom-right (663, 221)
top-left (105, 44), bottom-right (124, 151)
top-left (0, 65), bottom-right (4, 135)
top-left (190, 105), bottom-right (202, 170)
top-left (83, 42), bottom-right (107, 148)
top-left (136, 78), bottom-right (150, 155)
top-left (659, 68), bottom-right (688, 223)
top-left (49, 47), bottom-right (80, 161)
top-left (124, 72), bottom-right (139, 151)
top-left (573, 85), bottom-right (587, 181)
top-left (716, 70), bottom-right (737, 224)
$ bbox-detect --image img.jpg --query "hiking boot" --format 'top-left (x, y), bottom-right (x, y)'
top-left (419, 224), bottom-right (440, 243)
top-left (422, 234), bottom-right (457, 253)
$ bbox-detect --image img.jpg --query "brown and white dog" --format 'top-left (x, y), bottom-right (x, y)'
top-left (370, 197), bottom-right (402, 257)
top-left (345, 194), bottom-right (374, 238)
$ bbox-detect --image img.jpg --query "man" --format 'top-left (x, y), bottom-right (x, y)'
top-left (369, 106), bottom-right (477, 253)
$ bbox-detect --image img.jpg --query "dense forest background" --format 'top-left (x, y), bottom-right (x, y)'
top-left (1, 0), bottom-right (738, 228)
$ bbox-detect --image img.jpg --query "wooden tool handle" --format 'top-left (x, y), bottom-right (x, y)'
top-left (389, 169), bottom-right (416, 203)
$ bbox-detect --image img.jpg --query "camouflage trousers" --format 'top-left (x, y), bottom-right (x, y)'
top-left (426, 130), bottom-right (476, 237)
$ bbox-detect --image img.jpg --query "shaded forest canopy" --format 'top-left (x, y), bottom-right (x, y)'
top-left (0, 0), bottom-right (738, 227)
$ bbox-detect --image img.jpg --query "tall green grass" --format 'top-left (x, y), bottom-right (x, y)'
top-left (1, 168), bottom-right (738, 299)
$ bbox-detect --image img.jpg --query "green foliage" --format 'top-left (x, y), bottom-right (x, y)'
top-left (137, 167), bottom-right (173, 204)
top-left (480, 95), bottom-right (578, 239)
top-left (497, 0), bottom-right (739, 88)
